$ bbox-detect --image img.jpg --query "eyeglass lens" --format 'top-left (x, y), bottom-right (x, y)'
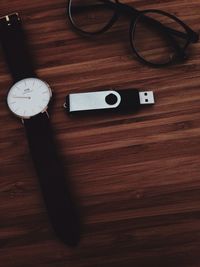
top-left (132, 11), bottom-right (188, 65)
top-left (70, 0), bottom-right (117, 34)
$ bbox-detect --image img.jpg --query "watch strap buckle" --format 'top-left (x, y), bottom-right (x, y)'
top-left (0, 13), bottom-right (20, 26)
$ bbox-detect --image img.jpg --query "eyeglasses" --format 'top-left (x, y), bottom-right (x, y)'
top-left (67, 0), bottom-right (199, 67)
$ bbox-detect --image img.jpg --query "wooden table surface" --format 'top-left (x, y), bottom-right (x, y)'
top-left (0, 1), bottom-right (200, 266)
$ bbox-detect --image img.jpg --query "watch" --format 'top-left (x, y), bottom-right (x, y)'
top-left (0, 13), bottom-right (80, 246)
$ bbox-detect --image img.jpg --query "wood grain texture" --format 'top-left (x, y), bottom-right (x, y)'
top-left (0, 0), bottom-right (200, 266)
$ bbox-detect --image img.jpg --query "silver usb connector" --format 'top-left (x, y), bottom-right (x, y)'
top-left (139, 91), bottom-right (155, 105)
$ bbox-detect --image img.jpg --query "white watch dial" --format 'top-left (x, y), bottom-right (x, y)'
top-left (7, 78), bottom-right (52, 118)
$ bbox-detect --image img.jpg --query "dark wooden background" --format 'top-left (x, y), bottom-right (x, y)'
top-left (0, 0), bottom-right (200, 266)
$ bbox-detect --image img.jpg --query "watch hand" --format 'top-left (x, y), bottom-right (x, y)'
top-left (13, 96), bottom-right (31, 99)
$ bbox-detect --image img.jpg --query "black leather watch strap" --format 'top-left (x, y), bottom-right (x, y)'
top-left (0, 13), bottom-right (36, 82)
top-left (24, 113), bottom-right (80, 246)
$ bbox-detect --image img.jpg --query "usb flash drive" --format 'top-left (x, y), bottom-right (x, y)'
top-left (64, 89), bottom-right (155, 113)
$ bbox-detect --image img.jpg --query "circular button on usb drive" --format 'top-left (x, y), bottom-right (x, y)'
top-left (105, 93), bottom-right (118, 105)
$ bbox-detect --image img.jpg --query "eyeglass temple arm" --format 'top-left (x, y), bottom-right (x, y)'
top-left (137, 12), bottom-right (199, 43)
top-left (163, 25), bottom-right (199, 43)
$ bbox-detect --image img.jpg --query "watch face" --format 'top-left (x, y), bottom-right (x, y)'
top-left (7, 78), bottom-right (52, 118)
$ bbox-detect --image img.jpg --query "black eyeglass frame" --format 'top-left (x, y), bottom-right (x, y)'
top-left (67, 0), bottom-right (199, 67)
